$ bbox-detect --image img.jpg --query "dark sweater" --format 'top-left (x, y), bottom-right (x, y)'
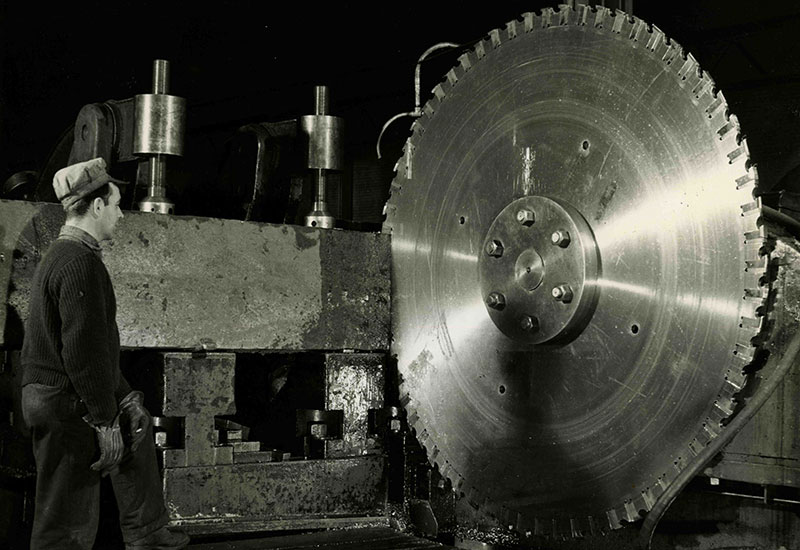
top-left (21, 228), bottom-right (131, 424)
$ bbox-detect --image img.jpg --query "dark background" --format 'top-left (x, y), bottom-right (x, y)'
top-left (2, 1), bottom-right (800, 221)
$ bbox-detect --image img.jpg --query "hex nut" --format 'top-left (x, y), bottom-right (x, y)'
top-left (516, 209), bottom-right (535, 226)
top-left (519, 315), bottom-right (539, 332)
top-left (551, 230), bottom-right (571, 248)
top-left (485, 239), bottom-right (504, 257)
top-left (486, 292), bottom-right (506, 310)
top-left (552, 284), bottom-right (574, 303)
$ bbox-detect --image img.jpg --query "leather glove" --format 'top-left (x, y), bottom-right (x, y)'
top-left (120, 390), bottom-right (150, 452)
top-left (86, 414), bottom-right (124, 476)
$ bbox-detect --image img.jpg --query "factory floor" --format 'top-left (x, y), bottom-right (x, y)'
top-left (185, 527), bottom-right (452, 549)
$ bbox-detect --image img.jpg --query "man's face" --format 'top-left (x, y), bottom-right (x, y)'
top-left (96, 183), bottom-right (124, 241)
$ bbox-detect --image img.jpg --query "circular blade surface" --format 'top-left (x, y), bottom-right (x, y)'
top-left (385, 5), bottom-right (767, 536)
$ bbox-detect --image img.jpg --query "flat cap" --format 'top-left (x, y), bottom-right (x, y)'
top-left (53, 158), bottom-right (126, 210)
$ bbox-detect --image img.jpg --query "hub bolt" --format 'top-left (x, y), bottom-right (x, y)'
top-left (485, 239), bottom-right (504, 257)
top-left (551, 230), bottom-right (571, 248)
top-left (519, 315), bottom-right (539, 332)
top-left (552, 284), bottom-right (574, 303)
top-left (516, 209), bottom-right (535, 226)
top-left (486, 292), bottom-right (506, 310)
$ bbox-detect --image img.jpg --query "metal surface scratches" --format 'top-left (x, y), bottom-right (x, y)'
top-left (384, 3), bottom-right (768, 538)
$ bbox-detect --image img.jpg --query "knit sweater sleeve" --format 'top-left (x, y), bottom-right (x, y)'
top-left (57, 253), bottom-right (120, 424)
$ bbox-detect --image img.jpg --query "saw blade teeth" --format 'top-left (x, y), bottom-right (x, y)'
top-left (593, 5), bottom-right (611, 28)
top-left (641, 488), bottom-right (656, 511)
top-left (741, 199), bottom-right (761, 217)
top-left (717, 119), bottom-right (738, 142)
top-left (411, 115), bottom-right (427, 136)
top-left (522, 12), bottom-right (536, 32)
top-left (611, 10), bottom-right (628, 34)
top-left (588, 515), bottom-right (603, 537)
top-left (569, 518), bottom-right (582, 538)
top-left (704, 417), bottom-right (722, 438)
top-left (605, 508), bottom-right (622, 530)
top-left (677, 54), bottom-right (700, 85)
top-left (645, 24), bottom-right (665, 52)
top-left (577, 4), bottom-right (591, 26)
top-left (446, 67), bottom-right (462, 87)
top-left (715, 397), bottom-right (735, 416)
top-left (705, 92), bottom-right (726, 119)
top-left (488, 29), bottom-right (502, 49)
top-left (458, 52), bottom-right (473, 72)
top-left (689, 436), bottom-right (706, 456)
top-left (474, 39), bottom-right (487, 60)
top-left (557, 3), bottom-right (576, 26)
top-left (728, 144), bottom-right (748, 165)
top-left (661, 41), bottom-right (681, 67)
top-left (630, 497), bottom-right (646, 520)
top-left (432, 83), bottom-right (446, 101)
top-left (674, 454), bottom-right (689, 472)
top-left (734, 338), bottom-right (757, 361)
top-left (505, 20), bottom-right (519, 40)
top-left (736, 170), bottom-right (758, 191)
top-left (399, 392), bottom-right (411, 408)
top-left (629, 18), bottom-right (648, 43)
top-left (539, 7), bottom-right (555, 28)
top-left (692, 72), bottom-right (715, 101)
top-left (724, 375), bottom-right (745, 394)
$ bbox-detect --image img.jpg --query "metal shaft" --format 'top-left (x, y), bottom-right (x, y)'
top-left (153, 59), bottom-right (169, 95)
top-left (149, 60), bottom-right (169, 201)
top-left (314, 85), bottom-right (328, 116)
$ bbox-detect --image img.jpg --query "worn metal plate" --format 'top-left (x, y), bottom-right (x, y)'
top-left (163, 456), bottom-right (386, 524)
top-left (325, 353), bottom-right (385, 458)
top-left (0, 200), bottom-right (390, 351)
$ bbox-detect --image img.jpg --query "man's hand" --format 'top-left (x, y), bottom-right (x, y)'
top-left (120, 391), bottom-right (151, 452)
top-left (88, 415), bottom-right (124, 476)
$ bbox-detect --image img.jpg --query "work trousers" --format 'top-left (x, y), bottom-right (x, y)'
top-left (22, 383), bottom-right (170, 550)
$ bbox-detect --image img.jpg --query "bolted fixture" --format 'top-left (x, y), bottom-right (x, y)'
top-left (486, 292), bottom-right (506, 310)
top-left (552, 284), bottom-right (574, 303)
top-left (551, 229), bottom-right (571, 248)
top-left (519, 315), bottom-right (539, 332)
top-left (516, 209), bottom-right (535, 226)
top-left (485, 239), bottom-right (504, 257)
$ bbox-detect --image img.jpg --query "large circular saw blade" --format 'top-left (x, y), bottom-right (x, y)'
top-left (384, 4), bottom-right (769, 538)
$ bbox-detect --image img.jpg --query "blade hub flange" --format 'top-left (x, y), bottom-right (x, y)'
top-left (479, 195), bottom-right (600, 344)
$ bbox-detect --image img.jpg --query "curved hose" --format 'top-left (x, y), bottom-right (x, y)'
top-left (639, 323), bottom-right (800, 548)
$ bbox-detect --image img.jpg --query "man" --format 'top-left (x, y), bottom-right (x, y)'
top-left (20, 158), bottom-right (189, 550)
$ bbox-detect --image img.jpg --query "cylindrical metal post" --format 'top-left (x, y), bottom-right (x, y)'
top-left (302, 85), bottom-right (343, 229)
top-left (152, 59), bottom-right (170, 95)
top-left (314, 85), bottom-right (329, 116)
top-left (136, 59), bottom-right (185, 214)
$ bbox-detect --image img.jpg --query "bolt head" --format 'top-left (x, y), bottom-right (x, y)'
top-left (519, 315), bottom-right (539, 332)
top-left (516, 209), bottom-right (535, 226)
top-left (551, 230), bottom-right (571, 247)
top-left (485, 239), bottom-right (504, 257)
top-left (552, 284), bottom-right (574, 303)
top-left (486, 292), bottom-right (506, 310)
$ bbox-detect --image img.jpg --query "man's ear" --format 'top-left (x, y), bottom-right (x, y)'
top-left (92, 197), bottom-right (104, 217)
